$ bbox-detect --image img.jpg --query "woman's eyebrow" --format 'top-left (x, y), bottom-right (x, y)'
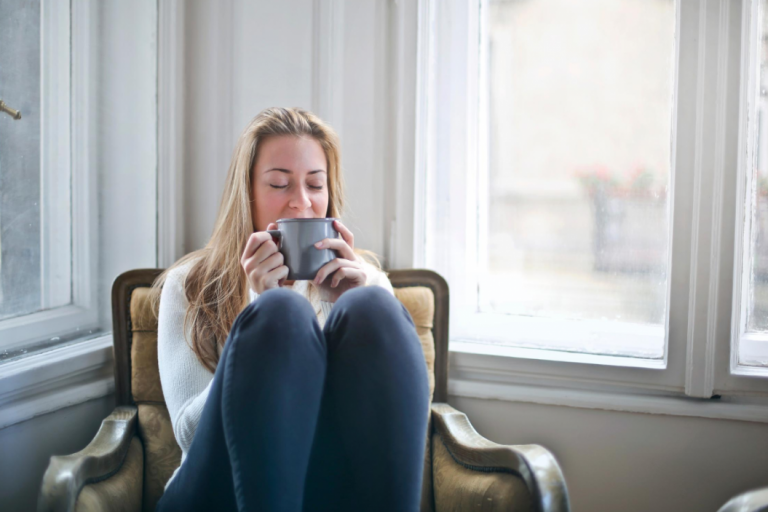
top-left (266, 168), bottom-right (326, 174)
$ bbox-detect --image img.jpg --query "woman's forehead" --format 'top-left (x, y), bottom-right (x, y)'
top-left (256, 135), bottom-right (326, 172)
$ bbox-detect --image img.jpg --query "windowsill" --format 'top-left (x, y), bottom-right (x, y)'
top-left (450, 339), bottom-right (667, 370)
top-left (0, 335), bottom-right (114, 429)
top-left (449, 341), bottom-right (768, 424)
top-left (2, 332), bottom-right (766, 429)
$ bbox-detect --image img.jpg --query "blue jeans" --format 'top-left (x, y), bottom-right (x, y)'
top-left (155, 286), bottom-right (430, 512)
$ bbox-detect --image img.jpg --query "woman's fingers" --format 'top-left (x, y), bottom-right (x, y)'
top-left (315, 237), bottom-right (356, 261)
top-left (260, 251), bottom-right (284, 273)
top-left (243, 237), bottom-right (280, 276)
top-left (313, 220), bottom-right (357, 261)
top-left (245, 252), bottom-right (283, 285)
top-left (241, 232), bottom-right (271, 266)
top-left (314, 258), bottom-right (358, 285)
top-left (242, 230), bottom-right (285, 294)
top-left (330, 267), bottom-right (366, 288)
top-left (333, 220), bottom-right (354, 249)
top-left (265, 264), bottom-right (289, 288)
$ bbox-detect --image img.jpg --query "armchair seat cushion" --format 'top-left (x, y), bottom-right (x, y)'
top-left (75, 436), bottom-right (144, 512)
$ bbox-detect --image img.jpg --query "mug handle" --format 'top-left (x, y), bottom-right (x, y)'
top-left (267, 230), bottom-right (282, 249)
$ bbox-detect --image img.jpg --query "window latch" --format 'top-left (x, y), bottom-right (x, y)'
top-left (0, 100), bottom-right (21, 120)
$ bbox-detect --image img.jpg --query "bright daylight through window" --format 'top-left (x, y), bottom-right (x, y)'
top-left (422, 0), bottom-right (677, 361)
top-left (0, 0), bottom-right (157, 361)
top-left (739, 0), bottom-right (768, 367)
top-left (0, 1), bottom-right (44, 322)
top-left (481, 0), bottom-right (675, 358)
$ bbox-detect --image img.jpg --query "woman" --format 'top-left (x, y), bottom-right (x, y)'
top-left (151, 107), bottom-right (429, 512)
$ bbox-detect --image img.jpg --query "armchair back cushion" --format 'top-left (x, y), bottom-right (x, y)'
top-left (127, 284), bottom-right (438, 511)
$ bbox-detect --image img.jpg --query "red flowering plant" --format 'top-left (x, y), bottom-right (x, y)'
top-left (574, 164), bottom-right (666, 201)
top-left (757, 173), bottom-right (768, 198)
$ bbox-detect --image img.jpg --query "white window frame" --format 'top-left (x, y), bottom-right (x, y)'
top-left (402, 0), bottom-right (768, 400)
top-left (0, 0), bottom-right (99, 353)
top-left (0, 0), bottom-right (164, 429)
top-left (726, 0), bottom-right (768, 391)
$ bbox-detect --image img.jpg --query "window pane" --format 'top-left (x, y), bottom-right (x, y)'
top-left (0, 0), bottom-right (41, 320)
top-left (483, 0), bottom-right (674, 356)
top-left (742, 0), bottom-right (768, 366)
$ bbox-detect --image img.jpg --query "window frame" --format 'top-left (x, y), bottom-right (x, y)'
top-left (723, 0), bottom-right (768, 392)
top-left (407, 0), bottom-right (768, 399)
top-left (0, 0), bottom-right (99, 353)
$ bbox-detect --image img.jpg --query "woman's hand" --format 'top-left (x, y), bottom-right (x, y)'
top-left (313, 220), bottom-right (367, 303)
top-left (241, 223), bottom-right (289, 295)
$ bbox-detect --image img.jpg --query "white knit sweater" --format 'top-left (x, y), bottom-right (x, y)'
top-left (157, 258), bottom-right (395, 490)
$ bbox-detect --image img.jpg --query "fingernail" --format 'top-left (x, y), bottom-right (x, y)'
top-left (315, 241), bottom-right (324, 248)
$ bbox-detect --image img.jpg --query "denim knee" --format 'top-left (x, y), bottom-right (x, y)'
top-left (231, 288), bottom-right (317, 339)
top-left (328, 286), bottom-right (415, 336)
top-left (338, 285), bottom-right (405, 312)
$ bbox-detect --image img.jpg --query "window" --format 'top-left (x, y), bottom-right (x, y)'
top-left (0, 0), bottom-right (87, 354)
top-left (416, 0), bottom-right (768, 396)
top-left (736, 0), bottom-right (768, 369)
top-left (0, 0), bottom-right (158, 360)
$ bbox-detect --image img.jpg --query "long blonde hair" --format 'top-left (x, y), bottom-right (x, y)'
top-left (150, 107), bottom-right (381, 372)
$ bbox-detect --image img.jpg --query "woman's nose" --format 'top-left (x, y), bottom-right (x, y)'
top-left (288, 186), bottom-right (312, 210)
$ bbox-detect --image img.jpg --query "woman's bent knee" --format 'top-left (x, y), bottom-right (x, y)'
top-left (232, 288), bottom-right (316, 335)
top-left (335, 286), bottom-right (404, 318)
top-left (249, 287), bottom-right (313, 317)
top-left (328, 286), bottom-right (414, 339)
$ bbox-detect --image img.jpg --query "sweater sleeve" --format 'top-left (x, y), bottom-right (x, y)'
top-left (157, 265), bottom-right (215, 454)
top-left (363, 260), bottom-right (395, 296)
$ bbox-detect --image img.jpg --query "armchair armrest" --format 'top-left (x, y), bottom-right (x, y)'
top-left (718, 488), bottom-right (768, 512)
top-left (38, 405), bottom-right (138, 512)
top-left (431, 402), bottom-right (570, 512)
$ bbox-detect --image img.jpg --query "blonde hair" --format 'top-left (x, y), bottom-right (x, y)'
top-left (150, 107), bottom-right (382, 372)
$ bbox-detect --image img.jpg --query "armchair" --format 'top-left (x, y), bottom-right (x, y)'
top-left (718, 488), bottom-right (768, 512)
top-left (39, 268), bottom-right (570, 511)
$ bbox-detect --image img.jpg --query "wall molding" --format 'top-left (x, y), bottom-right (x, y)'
top-left (0, 336), bottom-right (114, 430)
top-left (312, 0), bottom-right (345, 141)
top-left (385, 0), bottom-right (421, 269)
top-left (683, 0), bottom-right (731, 398)
top-left (157, 0), bottom-right (186, 268)
top-left (450, 377), bottom-right (768, 425)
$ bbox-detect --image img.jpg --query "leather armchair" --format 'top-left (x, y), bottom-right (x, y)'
top-left (39, 268), bottom-right (570, 512)
top-left (718, 488), bottom-right (768, 512)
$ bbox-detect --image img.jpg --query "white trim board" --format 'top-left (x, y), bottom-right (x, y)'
top-left (0, 335), bottom-right (114, 429)
top-left (157, 0), bottom-right (186, 268)
top-left (312, 0), bottom-right (345, 141)
top-left (450, 378), bottom-right (768, 425)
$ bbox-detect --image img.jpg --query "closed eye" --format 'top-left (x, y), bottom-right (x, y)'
top-left (270, 184), bottom-right (324, 190)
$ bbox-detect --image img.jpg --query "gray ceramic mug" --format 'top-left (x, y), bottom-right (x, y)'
top-left (267, 218), bottom-right (340, 280)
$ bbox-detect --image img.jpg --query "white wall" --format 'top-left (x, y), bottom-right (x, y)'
top-left (96, 0), bottom-right (158, 330)
top-left (451, 395), bottom-right (768, 512)
top-left (0, 396), bottom-right (115, 512)
top-left (183, 0), bottom-right (389, 261)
